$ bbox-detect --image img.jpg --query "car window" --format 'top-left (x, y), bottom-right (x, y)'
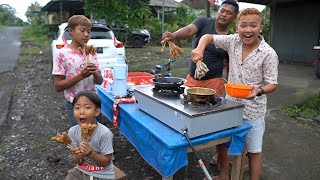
top-left (91, 27), bottom-right (113, 40)
top-left (61, 26), bottom-right (113, 40)
top-left (63, 31), bottom-right (72, 40)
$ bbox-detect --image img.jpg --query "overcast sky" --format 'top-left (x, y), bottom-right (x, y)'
top-left (0, 0), bottom-right (50, 22)
top-left (0, 0), bottom-right (265, 22)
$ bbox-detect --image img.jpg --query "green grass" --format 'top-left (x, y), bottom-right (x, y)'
top-left (282, 93), bottom-right (320, 119)
top-left (21, 25), bottom-right (51, 46)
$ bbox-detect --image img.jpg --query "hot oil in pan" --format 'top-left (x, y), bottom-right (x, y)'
top-left (180, 95), bottom-right (222, 109)
top-left (152, 86), bottom-right (185, 96)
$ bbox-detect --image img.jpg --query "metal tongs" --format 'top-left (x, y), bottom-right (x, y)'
top-left (183, 127), bottom-right (213, 180)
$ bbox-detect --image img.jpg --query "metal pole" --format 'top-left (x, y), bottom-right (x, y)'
top-left (161, 0), bottom-right (165, 61)
top-left (162, 0), bottom-right (164, 35)
top-left (206, 0), bottom-right (210, 18)
top-left (60, 1), bottom-right (63, 23)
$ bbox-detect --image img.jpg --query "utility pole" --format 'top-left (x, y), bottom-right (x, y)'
top-left (162, 0), bottom-right (164, 35)
top-left (206, 0), bottom-right (210, 17)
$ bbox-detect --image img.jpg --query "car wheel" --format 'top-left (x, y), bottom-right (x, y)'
top-left (315, 59), bottom-right (320, 78)
top-left (131, 36), bottom-right (144, 48)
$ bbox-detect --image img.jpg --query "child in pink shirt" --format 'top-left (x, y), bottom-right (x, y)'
top-left (52, 15), bottom-right (103, 126)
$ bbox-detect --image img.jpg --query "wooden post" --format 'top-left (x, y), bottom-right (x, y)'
top-left (206, 0), bottom-right (211, 18)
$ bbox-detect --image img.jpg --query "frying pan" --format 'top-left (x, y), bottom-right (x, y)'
top-left (152, 77), bottom-right (185, 90)
top-left (186, 87), bottom-right (216, 104)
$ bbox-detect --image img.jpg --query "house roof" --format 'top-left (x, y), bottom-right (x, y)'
top-left (149, 0), bottom-right (180, 8)
top-left (42, 0), bottom-right (180, 12)
top-left (238, 0), bottom-right (271, 5)
top-left (42, 0), bottom-right (83, 12)
top-left (180, 0), bottom-right (207, 9)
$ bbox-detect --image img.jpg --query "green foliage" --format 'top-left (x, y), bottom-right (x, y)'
top-left (21, 22), bottom-right (50, 46)
top-left (144, 4), bottom-right (198, 43)
top-left (165, 5), bottom-right (197, 29)
top-left (261, 6), bottom-right (271, 43)
top-left (25, 2), bottom-right (44, 24)
top-left (0, 4), bottom-right (23, 26)
top-left (144, 17), bottom-right (163, 43)
top-left (282, 93), bottom-right (320, 119)
top-left (83, 0), bottom-right (151, 28)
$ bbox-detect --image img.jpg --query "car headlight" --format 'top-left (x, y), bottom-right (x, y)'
top-left (140, 30), bottom-right (150, 35)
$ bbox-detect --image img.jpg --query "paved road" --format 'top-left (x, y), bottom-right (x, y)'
top-left (260, 63), bottom-right (320, 179)
top-left (0, 27), bottom-right (23, 73)
top-left (0, 27), bottom-right (22, 126)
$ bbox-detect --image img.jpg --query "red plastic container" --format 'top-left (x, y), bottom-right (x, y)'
top-left (127, 72), bottom-right (155, 85)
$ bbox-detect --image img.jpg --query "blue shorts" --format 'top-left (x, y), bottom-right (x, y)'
top-left (66, 100), bottom-right (103, 127)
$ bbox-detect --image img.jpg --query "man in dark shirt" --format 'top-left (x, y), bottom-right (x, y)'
top-left (162, 0), bottom-right (239, 97)
top-left (162, 1), bottom-right (239, 179)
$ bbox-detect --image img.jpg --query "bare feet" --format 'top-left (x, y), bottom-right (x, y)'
top-left (203, 175), bottom-right (229, 180)
top-left (212, 175), bottom-right (229, 180)
top-left (209, 155), bottom-right (218, 166)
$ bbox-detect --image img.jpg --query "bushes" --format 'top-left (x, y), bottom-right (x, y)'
top-left (144, 5), bottom-right (197, 44)
top-left (21, 20), bottom-right (50, 46)
top-left (282, 93), bottom-right (320, 119)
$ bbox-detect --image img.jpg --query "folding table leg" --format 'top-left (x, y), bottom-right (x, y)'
top-left (162, 176), bottom-right (173, 180)
top-left (239, 146), bottom-right (247, 180)
top-left (230, 155), bottom-right (242, 180)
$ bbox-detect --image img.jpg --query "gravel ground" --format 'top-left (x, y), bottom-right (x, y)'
top-left (0, 40), bottom-right (219, 180)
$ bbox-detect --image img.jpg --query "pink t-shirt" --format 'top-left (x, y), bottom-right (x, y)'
top-left (52, 45), bottom-right (101, 103)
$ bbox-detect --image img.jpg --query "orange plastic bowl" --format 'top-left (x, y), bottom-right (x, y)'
top-left (224, 83), bottom-right (252, 98)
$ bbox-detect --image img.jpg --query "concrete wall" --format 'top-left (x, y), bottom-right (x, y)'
top-left (271, 2), bottom-right (320, 63)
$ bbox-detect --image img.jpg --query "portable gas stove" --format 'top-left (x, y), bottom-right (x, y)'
top-left (135, 86), bottom-right (245, 138)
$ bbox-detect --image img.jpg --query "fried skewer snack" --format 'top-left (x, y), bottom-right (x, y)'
top-left (160, 38), bottom-right (184, 59)
top-left (80, 123), bottom-right (97, 141)
top-left (79, 44), bottom-right (97, 63)
top-left (51, 132), bottom-right (72, 146)
top-left (194, 60), bottom-right (209, 79)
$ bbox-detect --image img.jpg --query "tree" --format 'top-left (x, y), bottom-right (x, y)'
top-left (25, 2), bottom-right (43, 24)
top-left (83, 0), bottom-right (151, 28)
top-left (24, 2), bottom-right (48, 36)
top-left (0, 4), bottom-right (23, 26)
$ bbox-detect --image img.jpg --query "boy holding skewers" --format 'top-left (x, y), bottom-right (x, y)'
top-left (65, 91), bottom-right (115, 180)
top-left (52, 15), bottom-right (103, 126)
top-left (192, 8), bottom-right (278, 180)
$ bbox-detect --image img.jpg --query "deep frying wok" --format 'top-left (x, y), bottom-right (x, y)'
top-left (152, 77), bottom-right (185, 90)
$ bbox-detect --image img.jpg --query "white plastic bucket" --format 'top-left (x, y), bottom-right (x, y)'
top-left (102, 78), bottom-right (113, 91)
top-left (113, 63), bottom-right (128, 80)
top-left (102, 68), bottom-right (113, 79)
top-left (112, 79), bottom-right (127, 97)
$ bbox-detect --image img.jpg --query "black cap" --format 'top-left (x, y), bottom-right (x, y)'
top-left (221, 0), bottom-right (239, 13)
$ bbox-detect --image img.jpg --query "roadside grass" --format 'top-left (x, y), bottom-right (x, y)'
top-left (281, 93), bottom-right (320, 119)
top-left (21, 25), bottom-right (51, 46)
top-left (17, 25), bottom-right (50, 72)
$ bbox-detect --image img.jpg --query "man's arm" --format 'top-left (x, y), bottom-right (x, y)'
top-left (162, 24), bottom-right (198, 41)
top-left (191, 34), bottom-right (215, 63)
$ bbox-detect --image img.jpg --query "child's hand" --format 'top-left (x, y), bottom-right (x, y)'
top-left (71, 147), bottom-right (83, 159)
top-left (80, 141), bottom-right (93, 157)
top-left (81, 63), bottom-right (97, 78)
